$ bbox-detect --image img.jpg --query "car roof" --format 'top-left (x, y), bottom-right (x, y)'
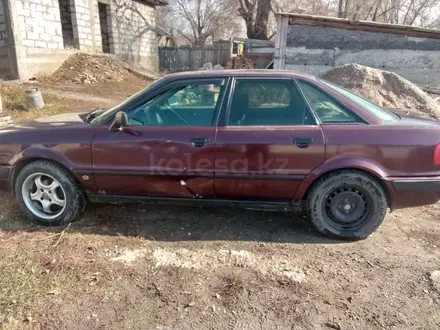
top-left (162, 69), bottom-right (317, 81)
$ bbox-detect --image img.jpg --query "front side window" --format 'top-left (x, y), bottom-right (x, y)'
top-left (298, 80), bottom-right (363, 124)
top-left (127, 81), bottom-right (224, 126)
top-left (228, 79), bottom-right (311, 126)
top-left (91, 77), bottom-right (166, 125)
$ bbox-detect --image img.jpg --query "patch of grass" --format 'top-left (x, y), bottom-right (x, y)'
top-left (1, 86), bottom-right (67, 122)
top-left (1, 317), bottom-right (21, 330)
top-left (0, 245), bottom-right (77, 326)
top-left (10, 103), bottom-right (66, 122)
top-left (4, 90), bottom-right (26, 112)
top-left (216, 272), bottom-right (248, 308)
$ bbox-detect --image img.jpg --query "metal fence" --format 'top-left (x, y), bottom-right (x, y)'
top-left (159, 45), bottom-right (231, 72)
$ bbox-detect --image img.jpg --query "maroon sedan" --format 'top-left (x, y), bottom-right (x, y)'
top-left (1, 70), bottom-right (440, 240)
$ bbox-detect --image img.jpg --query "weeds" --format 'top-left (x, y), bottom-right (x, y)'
top-left (4, 90), bottom-right (26, 112)
top-left (1, 86), bottom-right (66, 122)
top-left (0, 237), bottom-right (78, 328)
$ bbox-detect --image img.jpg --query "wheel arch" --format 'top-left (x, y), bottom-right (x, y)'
top-left (11, 157), bottom-right (84, 196)
top-left (294, 158), bottom-right (392, 207)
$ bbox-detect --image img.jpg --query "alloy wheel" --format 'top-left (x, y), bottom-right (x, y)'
top-left (21, 173), bottom-right (66, 220)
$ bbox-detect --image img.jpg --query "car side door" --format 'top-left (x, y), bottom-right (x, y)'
top-left (91, 78), bottom-right (228, 198)
top-left (214, 77), bottom-right (326, 201)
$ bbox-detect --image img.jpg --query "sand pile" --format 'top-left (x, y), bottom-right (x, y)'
top-left (43, 53), bottom-right (130, 84)
top-left (322, 64), bottom-right (440, 118)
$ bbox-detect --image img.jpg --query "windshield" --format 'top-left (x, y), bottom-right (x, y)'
top-left (90, 78), bottom-right (165, 124)
top-left (319, 79), bottom-right (399, 123)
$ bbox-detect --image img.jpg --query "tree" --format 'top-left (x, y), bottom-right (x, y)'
top-left (240, 0), bottom-right (335, 40)
top-left (238, 0), bottom-right (272, 40)
top-left (157, 0), bottom-right (237, 46)
top-left (333, 0), bottom-right (440, 26)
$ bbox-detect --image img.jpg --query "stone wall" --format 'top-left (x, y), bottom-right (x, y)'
top-left (275, 16), bottom-right (440, 87)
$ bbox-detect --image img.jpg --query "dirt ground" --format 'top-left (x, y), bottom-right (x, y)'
top-left (22, 74), bottom-right (149, 113)
top-left (1, 194), bottom-right (440, 330)
top-left (1, 75), bottom-right (440, 330)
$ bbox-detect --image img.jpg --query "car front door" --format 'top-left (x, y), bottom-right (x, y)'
top-left (214, 77), bottom-right (325, 201)
top-left (91, 78), bottom-right (227, 198)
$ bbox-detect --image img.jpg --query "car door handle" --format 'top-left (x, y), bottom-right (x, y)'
top-left (293, 138), bottom-right (313, 148)
top-left (190, 137), bottom-right (210, 148)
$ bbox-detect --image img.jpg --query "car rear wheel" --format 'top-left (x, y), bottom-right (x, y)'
top-left (307, 170), bottom-right (387, 240)
top-left (15, 160), bottom-right (86, 226)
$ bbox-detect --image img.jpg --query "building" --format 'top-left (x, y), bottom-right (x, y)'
top-left (0, 0), bottom-right (167, 80)
top-left (274, 13), bottom-right (440, 87)
top-left (156, 26), bottom-right (175, 47)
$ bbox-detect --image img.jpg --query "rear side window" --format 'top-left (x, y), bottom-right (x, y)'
top-left (228, 79), bottom-right (313, 126)
top-left (319, 79), bottom-right (399, 123)
top-left (298, 80), bottom-right (364, 124)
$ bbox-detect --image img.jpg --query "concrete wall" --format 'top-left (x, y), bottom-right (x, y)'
top-left (110, 0), bottom-right (158, 71)
top-left (17, 0), bottom-right (64, 50)
top-left (71, 0), bottom-right (101, 52)
top-left (59, 0), bottom-right (76, 48)
top-left (275, 19), bottom-right (440, 87)
top-left (0, 0), bottom-right (16, 79)
top-left (13, 0), bottom-right (75, 79)
top-left (98, 2), bottom-right (111, 53)
top-left (6, 0), bottom-right (159, 80)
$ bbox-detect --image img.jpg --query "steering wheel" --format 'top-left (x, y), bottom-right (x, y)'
top-left (161, 103), bottom-right (189, 125)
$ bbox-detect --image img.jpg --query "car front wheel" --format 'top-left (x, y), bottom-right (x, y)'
top-left (307, 170), bottom-right (387, 240)
top-left (15, 160), bottom-right (86, 226)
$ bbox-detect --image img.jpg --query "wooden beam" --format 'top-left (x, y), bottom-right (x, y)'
top-left (288, 17), bottom-right (440, 40)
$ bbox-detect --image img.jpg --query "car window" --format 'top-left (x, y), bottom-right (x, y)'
top-left (90, 77), bottom-right (166, 125)
top-left (127, 82), bottom-right (223, 126)
top-left (319, 79), bottom-right (399, 123)
top-left (228, 79), bottom-right (311, 126)
top-left (298, 80), bottom-right (364, 124)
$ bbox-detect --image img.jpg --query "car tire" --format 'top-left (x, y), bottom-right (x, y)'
top-left (307, 170), bottom-right (387, 240)
top-left (14, 160), bottom-right (86, 226)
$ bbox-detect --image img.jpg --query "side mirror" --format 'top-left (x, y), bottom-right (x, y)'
top-left (109, 111), bottom-right (128, 132)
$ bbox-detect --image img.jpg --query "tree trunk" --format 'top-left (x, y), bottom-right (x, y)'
top-left (246, 20), bottom-right (255, 39)
top-left (245, 0), bottom-right (270, 40)
top-left (338, 0), bottom-right (346, 18)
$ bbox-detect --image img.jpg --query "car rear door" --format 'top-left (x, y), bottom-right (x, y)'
top-left (214, 77), bottom-right (325, 201)
top-left (91, 78), bottom-right (228, 198)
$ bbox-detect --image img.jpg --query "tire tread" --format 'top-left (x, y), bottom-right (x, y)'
top-left (307, 170), bottom-right (387, 240)
top-left (14, 160), bottom-right (86, 226)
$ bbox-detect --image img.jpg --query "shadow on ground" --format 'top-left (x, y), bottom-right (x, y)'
top-left (0, 193), bottom-right (341, 244)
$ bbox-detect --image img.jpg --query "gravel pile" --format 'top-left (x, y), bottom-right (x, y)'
top-left (43, 53), bottom-right (130, 84)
